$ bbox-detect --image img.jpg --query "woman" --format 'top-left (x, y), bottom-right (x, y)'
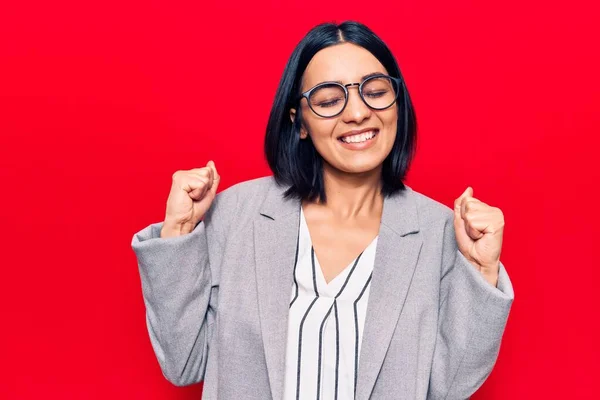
top-left (131, 21), bottom-right (514, 400)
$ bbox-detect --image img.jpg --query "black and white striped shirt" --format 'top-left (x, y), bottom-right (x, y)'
top-left (284, 207), bottom-right (379, 400)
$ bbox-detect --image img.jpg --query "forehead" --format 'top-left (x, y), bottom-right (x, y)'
top-left (302, 42), bottom-right (388, 90)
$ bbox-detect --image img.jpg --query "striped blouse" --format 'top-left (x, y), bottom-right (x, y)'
top-left (283, 207), bottom-right (379, 400)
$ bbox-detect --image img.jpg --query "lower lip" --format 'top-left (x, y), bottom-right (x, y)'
top-left (337, 131), bottom-right (379, 151)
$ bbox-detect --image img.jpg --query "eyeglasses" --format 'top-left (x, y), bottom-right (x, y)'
top-left (297, 74), bottom-right (403, 118)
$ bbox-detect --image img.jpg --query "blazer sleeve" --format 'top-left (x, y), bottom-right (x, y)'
top-left (130, 188), bottom-right (236, 387)
top-left (427, 213), bottom-right (515, 399)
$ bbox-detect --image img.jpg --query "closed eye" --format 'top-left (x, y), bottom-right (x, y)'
top-left (317, 98), bottom-right (343, 108)
top-left (364, 90), bottom-right (388, 98)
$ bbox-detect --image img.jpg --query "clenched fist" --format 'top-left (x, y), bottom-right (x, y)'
top-left (454, 187), bottom-right (505, 287)
top-left (160, 160), bottom-right (220, 238)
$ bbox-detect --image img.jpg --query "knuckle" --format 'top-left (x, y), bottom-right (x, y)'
top-left (199, 169), bottom-right (210, 177)
top-left (497, 209), bottom-right (505, 225)
top-left (172, 170), bottom-right (183, 181)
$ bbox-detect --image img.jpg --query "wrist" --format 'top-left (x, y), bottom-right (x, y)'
top-left (480, 262), bottom-right (500, 288)
top-left (160, 220), bottom-right (195, 238)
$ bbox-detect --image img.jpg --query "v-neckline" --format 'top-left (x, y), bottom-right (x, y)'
top-left (300, 207), bottom-right (379, 295)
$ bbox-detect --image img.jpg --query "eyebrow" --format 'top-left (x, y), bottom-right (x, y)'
top-left (328, 72), bottom-right (386, 85)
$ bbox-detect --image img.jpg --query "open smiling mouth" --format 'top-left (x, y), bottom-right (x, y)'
top-left (337, 129), bottom-right (379, 144)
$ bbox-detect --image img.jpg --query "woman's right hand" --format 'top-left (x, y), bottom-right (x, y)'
top-left (160, 161), bottom-right (220, 238)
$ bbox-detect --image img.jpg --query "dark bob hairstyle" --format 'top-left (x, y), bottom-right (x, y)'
top-left (264, 20), bottom-right (417, 203)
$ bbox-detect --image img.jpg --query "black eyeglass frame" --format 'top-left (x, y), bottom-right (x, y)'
top-left (296, 74), bottom-right (404, 118)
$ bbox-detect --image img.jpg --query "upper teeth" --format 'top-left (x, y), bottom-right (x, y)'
top-left (341, 131), bottom-right (376, 143)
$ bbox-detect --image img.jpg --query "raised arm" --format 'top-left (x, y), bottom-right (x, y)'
top-left (131, 161), bottom-right (231, 386)
top-left (427, 188), bottom-right (515, 399)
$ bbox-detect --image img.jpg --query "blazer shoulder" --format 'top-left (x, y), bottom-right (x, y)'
top-left (217, 175), bottom-right (276, 202)
top-left (406, 186), bottom-right (454, 228)
top-left (202, 175), bottom-right (278, 242)
top-left (210, 175), bottom-right (278, 218)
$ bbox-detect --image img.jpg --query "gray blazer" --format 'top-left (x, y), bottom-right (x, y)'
top-left (131, 176), bottom-right (514, 399)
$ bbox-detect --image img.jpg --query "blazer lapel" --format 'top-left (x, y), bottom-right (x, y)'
top-left (355, 186), bottom-right (423, 400)
top-left (253, 181), bottom-right (422, 400)
top-left (254, 181), bottom-right (300, 400)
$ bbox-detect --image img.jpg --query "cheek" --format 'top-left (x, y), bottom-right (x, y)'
top-left (304, 118), bottom-right (337, 140)
top-left (383, 108), bottom-right (399, 129)
top-left (384, 111), bottom-right (399, 140)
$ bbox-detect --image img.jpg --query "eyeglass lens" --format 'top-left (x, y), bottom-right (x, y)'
top-left (308, 76), bottom-right (398, 117)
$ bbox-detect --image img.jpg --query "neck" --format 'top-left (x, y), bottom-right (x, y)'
top-left (307, 162), bottom-right (384, 219)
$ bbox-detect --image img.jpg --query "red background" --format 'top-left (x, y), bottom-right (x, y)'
top-left (1, 0), bottom-right (599, 398)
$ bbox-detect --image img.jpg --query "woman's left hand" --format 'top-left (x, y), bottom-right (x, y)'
top-left (453, 187), bottom-right (505, 287)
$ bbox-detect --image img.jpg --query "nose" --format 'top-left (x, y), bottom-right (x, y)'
top-left (341, 84), bottom-right (371, 124)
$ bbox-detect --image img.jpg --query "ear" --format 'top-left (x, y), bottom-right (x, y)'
top-left (290, 108), bottom-right (308, 139)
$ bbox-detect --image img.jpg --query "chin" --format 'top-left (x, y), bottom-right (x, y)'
top-left (337, 160), bottom-right (383, 175)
